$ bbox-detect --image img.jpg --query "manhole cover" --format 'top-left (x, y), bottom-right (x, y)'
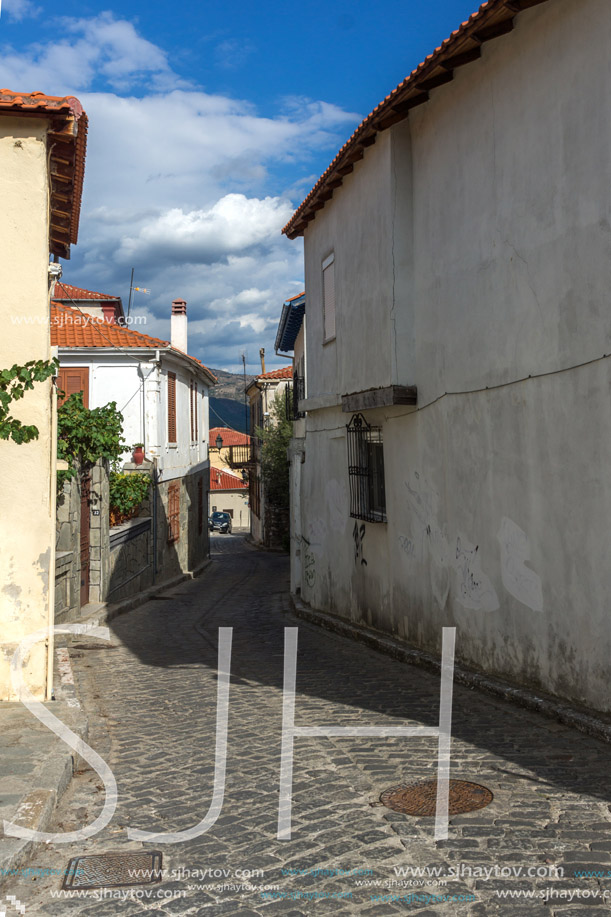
top-left (62, 851), bottom-right (162, 890)
top-left (380, 780), bottom-right (493, 816)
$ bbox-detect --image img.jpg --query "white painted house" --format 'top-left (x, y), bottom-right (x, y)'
top-left (52, 296), bottom-right (215, 580)
top-left (283, 0), bottom-right (611, 713)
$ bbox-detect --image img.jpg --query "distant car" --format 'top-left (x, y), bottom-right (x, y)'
top-left (209, 511), bottom-right (232, 534)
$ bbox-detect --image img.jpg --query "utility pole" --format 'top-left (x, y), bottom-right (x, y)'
top-left (242, 352), bottom-right (248, 434)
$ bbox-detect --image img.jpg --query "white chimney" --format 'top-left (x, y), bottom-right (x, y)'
top-left (171, 298), bottom-right (187, 352)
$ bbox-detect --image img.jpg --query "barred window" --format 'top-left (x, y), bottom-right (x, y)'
top-left (347, 413), bottom-right (386, 523)
top-left (168, 482), bottom-right (180, 543)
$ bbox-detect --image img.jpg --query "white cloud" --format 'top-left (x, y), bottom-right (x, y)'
top-left (0, 14), bottom-right (359, 370)
top-left (119, 194), bottom-right (294, 265)
top-left (1, 0), bottom-right (40, 22)
top-left (0, 12), bottom-right (185, 92)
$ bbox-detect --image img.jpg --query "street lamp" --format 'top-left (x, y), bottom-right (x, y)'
top-left (215, 434), bottom-right (223, 450)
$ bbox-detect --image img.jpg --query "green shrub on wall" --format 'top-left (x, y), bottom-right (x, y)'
top-left (109, 472), bottom-right (151, 526)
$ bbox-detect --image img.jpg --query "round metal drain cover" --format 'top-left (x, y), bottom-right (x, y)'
top-left (380, 780), bottom-right (493, 816)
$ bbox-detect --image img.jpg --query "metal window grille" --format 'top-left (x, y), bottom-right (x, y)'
top-left (167, 482), bottom-right (180, 543)
top-left (347, 413), bottom-right (387, 523)
top-left (285, 372), bottom-right (305, 420)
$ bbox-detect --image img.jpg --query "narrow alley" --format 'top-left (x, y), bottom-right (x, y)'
top-left (5, 535), bottom-right (611, 916)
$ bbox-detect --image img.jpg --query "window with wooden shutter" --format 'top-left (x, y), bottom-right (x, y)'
top-left (168, 372), bottom-right (177, 443)
top-left (194, 384), bottom-right (198, 441)
top-left (197, 476), bottom-right (203, 534)
top-left (167, 481), bottom-right (180, 543)
top-left (57, 367), bottom-right (89, 408)
top-left (189, 380), bottom-right (194, 442)
top-left (322, 252), bottom-right (336, 342)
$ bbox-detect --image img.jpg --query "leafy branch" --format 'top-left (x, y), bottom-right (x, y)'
top-left (0, 358), bottom-right (59, 444)
top-left (57, 392), bottom-right (126, 490)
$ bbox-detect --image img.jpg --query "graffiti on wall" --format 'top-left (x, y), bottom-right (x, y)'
top-left (353, 521), bottom-right (367, 566)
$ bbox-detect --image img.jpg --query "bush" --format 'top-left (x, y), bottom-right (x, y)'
top-left (109, 472), bottom-right (151, 526)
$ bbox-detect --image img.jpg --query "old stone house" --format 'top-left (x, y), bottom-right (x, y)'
top-left (52, 296), bottom-right (215, 607)
top-left (282, 0), bottom-right (611, 713)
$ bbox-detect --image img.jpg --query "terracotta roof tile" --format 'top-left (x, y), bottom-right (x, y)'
top-left (0, 89), bottom-right (88, 258)
top-left (283, 0), bottom-right (549, 238)
top-left (210, 468), bottom-right (248, 491)
top-left (209, 427), bottom-right (251, 447)
top-left (51, 303), bottom-right (216, 382)
top-left (257, 366), bottom-right (293, 381)
top-left (52, 282), bottom-right (120, 301)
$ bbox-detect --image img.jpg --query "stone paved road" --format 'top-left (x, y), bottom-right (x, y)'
top-left (4, 535), bottom-right (611, 915)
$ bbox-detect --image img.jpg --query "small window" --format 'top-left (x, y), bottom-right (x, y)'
top-left (322, 252), bottom-right (335, 342)
top-left (168, 372), bottom-right (177, 444)
top-left (168, 482), bottom-right (180, 543)
top-left (347, 413), bottom-right (386, 522)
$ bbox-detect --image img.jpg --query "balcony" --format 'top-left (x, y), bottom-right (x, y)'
top-left (285, 373), bottom-right (305, 421)
top-left (226, 442), bottom-right (254, 469)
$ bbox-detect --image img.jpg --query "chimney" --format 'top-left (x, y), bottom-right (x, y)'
top-left (171, 298), bottom-right (187, 352)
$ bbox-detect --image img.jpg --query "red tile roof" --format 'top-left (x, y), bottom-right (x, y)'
top-left (0, 90), bottom-right (88, 258)
top-left (210, 468), bottom-right (247, 491)
top-left (51, 303), bottom-right (216, 382)
top-left (257, 366), bottom-right (293, 381)
top-left (52, 282), bottom-right (120, 301)
top-left (0, 89), bottom-right (84, 116)
top-left (283, 0), bottom-right (549, 238)
top-left (209, 427), bottom-right (251, 447)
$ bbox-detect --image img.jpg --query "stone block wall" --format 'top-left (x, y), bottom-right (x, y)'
top-left (55, 471), bottom-right (80, 622)
top-left (107, 518), bottom-right (154, 604)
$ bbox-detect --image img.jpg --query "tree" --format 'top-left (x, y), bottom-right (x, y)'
top-left (0, 359), bottom-right (58, 444)
top-left (258, 390), bottom-right (292, 511)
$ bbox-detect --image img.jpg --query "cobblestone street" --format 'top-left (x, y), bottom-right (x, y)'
top-left (4, 535), bottom-right (611, 915)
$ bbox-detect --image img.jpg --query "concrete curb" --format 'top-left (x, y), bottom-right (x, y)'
top-left (80, 558), bottom-right (214, 627)
top-left (0, 702), bottom-right (88, 877)
top-left (289, 595), bottom-right (611, 745)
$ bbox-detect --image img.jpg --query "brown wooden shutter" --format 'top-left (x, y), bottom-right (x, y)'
top-left (167, 481), bottom-right (180, 543)
top-left (197, 476), bottom-right (203, 534)
top-left (189, 380), bottom-right (194, 442)
top-left (194, 383), bottom-right (198, 441)
top-left (57, 367), bottom-right (89, 408)
top-left (168, 372), bottom-right (176, 443)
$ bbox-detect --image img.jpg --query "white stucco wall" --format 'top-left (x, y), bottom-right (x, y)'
top-left (59, 351), bottom-right (210, 477)
top-left (297, 0), bottom-right (611, 711)
top-left (0, 117), bottom-right (54, 700)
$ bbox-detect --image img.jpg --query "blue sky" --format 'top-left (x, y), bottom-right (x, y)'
top-left (2, 0), bottom-right (480, 372)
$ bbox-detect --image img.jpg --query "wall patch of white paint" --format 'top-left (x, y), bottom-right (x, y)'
top-left (325, 479), bottom-right (347, 535)
top-left (497, 516), bottom-right (544, 612)
top-left (453, 534), bottom-right (499, 612)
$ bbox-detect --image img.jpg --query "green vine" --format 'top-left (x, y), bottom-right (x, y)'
top-left (0, 358), bottom-right (58, 444)
top-left (109, 472), bottom-right (151, 524)
top-left (57, 392), bottom-right (126, 491)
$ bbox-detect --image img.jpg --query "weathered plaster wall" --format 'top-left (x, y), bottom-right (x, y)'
top-left (0, 116), bottom-right (53, 700)
top-left (297, 0), bottom-right (611, 711)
